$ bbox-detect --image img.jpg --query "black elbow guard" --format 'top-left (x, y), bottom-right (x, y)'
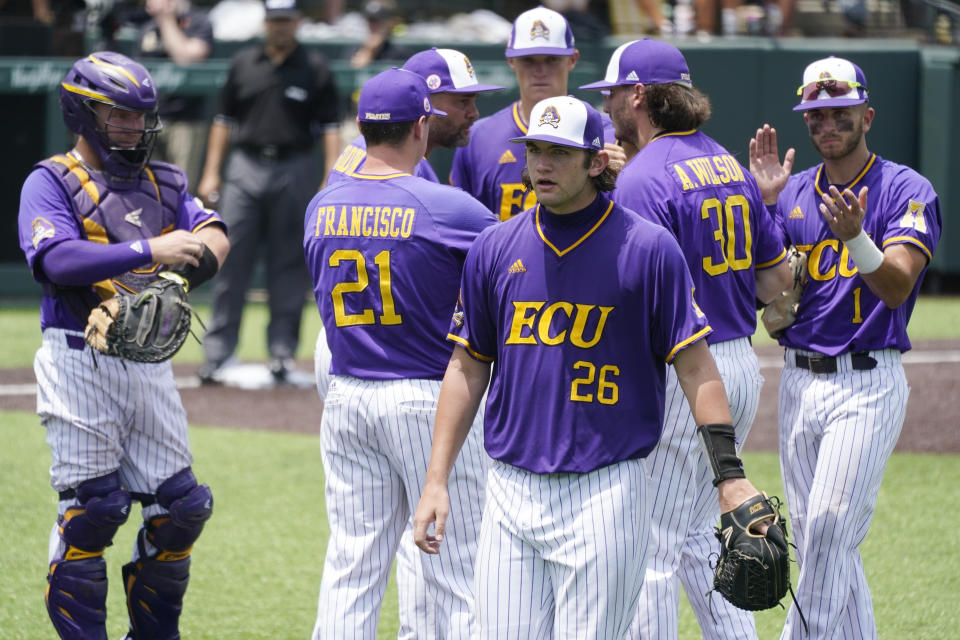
top-left (696, 423), bottom-right (746, 486)
top-left (168, 244), bottom-right (219, 292)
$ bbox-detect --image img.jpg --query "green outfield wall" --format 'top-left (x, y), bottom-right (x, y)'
top-left (1, 38), bottom-right (957, 296)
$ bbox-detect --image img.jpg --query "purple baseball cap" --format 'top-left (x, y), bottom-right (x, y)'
top-left (402, 48), bottom-right (504, 94)
top-left (357, 67), bottom-right (447, 123)
top-left (505, 6), bottom-right (575, 58)
top-left (794, 56), bottom-right (869, 111)
top-left (580, 38), bottom-right (692, 91)
top-left (509, 96), bottom-right (604, 151)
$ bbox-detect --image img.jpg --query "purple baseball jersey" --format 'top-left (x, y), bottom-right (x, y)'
top-left (304, 172), bottom-right (497, 380)
top-left (327, 135), bottom-right (438, 185)
top-left (449, 194), bottom-right (711, 474)
top-left (611, 130), bottom-right (787, 343)
top-left (450, 101), bottom-right (617, 220)
top-left (774, 154), bottom-right (941, 355)
top-left (19, 157), bottom-right (224, 332)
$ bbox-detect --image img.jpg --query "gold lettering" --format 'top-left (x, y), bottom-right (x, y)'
top-left (685, 159), bottom-right (711, 186)
top-left (537, 302), bottom-right (574, 345)
top-left (336, 207), bottom-right (349, 236)
top-left (505, 301), bottom-right (544, 345)
top-left (703, 158), bottom-right (722, 185)
top-left (400, 208), bottom-right (415, 237)
top-left (390, 207), bottom-right (402, 238)
top-left (724, 155), bottom-right (745, 182)
top-left (569, 304), bottom-right (614, 348)
top-left (808, 239), bottom-right (840, 281)
top-left (673, 164), bottom-right (696, 191)
top-left (362, 207), bottom-right (374, 237)
top-left (712, 156), bottom-right (731, 183)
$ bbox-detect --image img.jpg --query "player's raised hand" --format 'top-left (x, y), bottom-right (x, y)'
top-left (820, 185), bottom-right (868, 242)
top-left (148, 230), bottom-right (206, 268)
top-left (749, 124), bottom-right (795, 205)
top-left (413, 481), bottom-right (450, 554)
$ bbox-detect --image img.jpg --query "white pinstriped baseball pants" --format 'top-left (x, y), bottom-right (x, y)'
top-left (778, 348), bottom-right (907, 640)
top-left (312, 374), bottom-right (488, 640)
top-left (628, 337), bottom-right (762, 640)
top-left (474, 458), bottom-right (648, 640)
top-left (35, 328), bottom-right (195, 561)
top-left (314, 327), bottom-right (437, 639)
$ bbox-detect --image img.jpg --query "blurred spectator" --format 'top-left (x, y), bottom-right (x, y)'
top-left (196, 0), bottom-right (341, 385)
top-left (544, 0), bottom-right (611, 39)
top-left (135, 0), bottom-right (214, 187)
top-left (349, 0), bottom-right (413, 68)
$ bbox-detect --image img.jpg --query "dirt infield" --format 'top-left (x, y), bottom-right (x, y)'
top-left (2, 341), bottom-right (957, 453)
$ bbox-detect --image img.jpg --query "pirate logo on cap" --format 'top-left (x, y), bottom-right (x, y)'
top-left (530, 19), bottom-right (550, 41)
top-left (818, 70), bottom-right (834, 81)
top-left (426, 74), bottom-right (442, 90)
top-left (539, 105), bottom-right (561, 129)
top-left (464, 56), bottom-right (476, 80)
top-left (424, 97), bottom-right (432, 113)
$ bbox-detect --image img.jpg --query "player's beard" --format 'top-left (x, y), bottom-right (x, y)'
top-left (430, 119), bottom-right (471, 149)
top-left (810, 119), bottom-right (863, 160)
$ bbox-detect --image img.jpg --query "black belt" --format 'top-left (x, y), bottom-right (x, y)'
top-left (794, 351), bottom-right (877, 374)
top-left (241, 145), bottom-right (307, 162)
top-left (66, 334), bottom-right (86, 351)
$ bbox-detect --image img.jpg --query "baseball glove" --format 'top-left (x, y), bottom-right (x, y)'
top-left (761, 246), bottom-right (808, 339)
top-left (712, 493), bottom-right (791, 612)
top-left (84, 275), bottom-right (194, 363)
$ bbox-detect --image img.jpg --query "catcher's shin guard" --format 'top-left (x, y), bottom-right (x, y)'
top-left (124, 468), bottom-right (213, 639)
top-left (46, 472), bottom-right (132, 639)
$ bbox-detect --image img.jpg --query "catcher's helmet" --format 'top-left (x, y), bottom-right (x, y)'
top-left (59, 52), bottom-right (162, 179)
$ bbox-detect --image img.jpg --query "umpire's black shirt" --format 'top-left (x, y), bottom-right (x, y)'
top-left (217, 43), bottom-right (340, 153)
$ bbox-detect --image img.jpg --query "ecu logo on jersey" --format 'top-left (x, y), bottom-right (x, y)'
top-left (530, 19), bottom-right (550, 41)
top-left (539, 105), bottom-right (561, 129)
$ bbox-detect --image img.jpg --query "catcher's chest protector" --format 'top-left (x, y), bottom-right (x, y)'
top-left (38, 155), bottom-right (186, 298)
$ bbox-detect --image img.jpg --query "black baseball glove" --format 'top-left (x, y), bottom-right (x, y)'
top-left (85, 274), bottom-right (193, 363)
top-left (712, 493), bottom-right (791, 611)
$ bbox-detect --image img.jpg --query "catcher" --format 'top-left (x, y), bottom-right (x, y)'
top-left (17, 52), bottom-right (228, 639)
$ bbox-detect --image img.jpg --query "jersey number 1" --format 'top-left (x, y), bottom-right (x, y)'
top-left (329, 249), bottom-right (402, 327)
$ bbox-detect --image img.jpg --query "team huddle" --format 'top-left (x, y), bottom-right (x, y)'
top-left (17, 3), bottom-right (940, 640)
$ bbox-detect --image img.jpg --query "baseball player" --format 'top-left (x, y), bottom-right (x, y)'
top-left (319, 46), bottom-right (502, 640)
top-left (581, 39), bottom-right (792, 640)
top-left (749, 56), bottom-right (941, 639)
top-left (304, 68), bottom-right (497, 639)
top-left (449, 5), bottom-right (621, 220)
top-left (413, 95), bottom-right (774, 639)
top-left (328, 48), bottom-right (504, 186)
top-left (17, 52), bottom-right (229, 639)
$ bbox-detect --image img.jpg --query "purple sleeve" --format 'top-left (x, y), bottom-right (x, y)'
top-left (877, 171), bottom-right (941, 261)
top-left (450, 146), bottom-right (472, 192)
top-left (415, 158), bottom-right (440, 183)
top-left (448, 229), bottom-right (496, 361)
top-left (648, 231), bottom-right (712, 362)
top-left (40, 239), bottom-right (156, 286)
top-left (178, 190), bottom-right (225, 234)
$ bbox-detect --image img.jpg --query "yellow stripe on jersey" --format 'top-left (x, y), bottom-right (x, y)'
top-left (814, 154), bottom-right (876, 198)
top-left (756, 247), bottom-right (788, 269)
top-left (881, 235), bottom-right (933, 261)
top-left (511, 101), bottom-right (528, 134)
top-left (651, 129), bottom-right (696, 141)
top-left (535, 201), bottom-right (613, 257)
top-left (665, 326), bottom-right (712, 363)
top-left (447, 334), bottom-right (494, 362)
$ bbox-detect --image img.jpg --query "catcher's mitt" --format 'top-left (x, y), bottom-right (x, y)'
top-left (85, 275), bottom-right (193, 363)
top-left (761, 246), bottom-right (807, 339)
top-left (712, 493), bottom-right (791, 612)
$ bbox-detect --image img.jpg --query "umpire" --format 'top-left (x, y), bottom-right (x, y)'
top-left (197, 0), bottom-right (341, 383)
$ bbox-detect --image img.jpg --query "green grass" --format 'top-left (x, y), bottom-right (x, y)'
top-left (3, 411), bottom-right (959, 639)
top-left (3, 296), bottom-right (958, 368)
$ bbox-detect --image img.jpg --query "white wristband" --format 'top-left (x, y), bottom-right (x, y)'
top-left (844, 228), bottom-right (884, 275)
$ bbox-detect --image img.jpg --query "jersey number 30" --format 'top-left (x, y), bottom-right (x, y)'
top-left (329, 249), bottom-right (402, 327)
top-left (701, 195), bottom-right (753, 275)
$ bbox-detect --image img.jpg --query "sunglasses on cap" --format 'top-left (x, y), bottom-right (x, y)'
top-left (796, 78), bottom-right (864, 102)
